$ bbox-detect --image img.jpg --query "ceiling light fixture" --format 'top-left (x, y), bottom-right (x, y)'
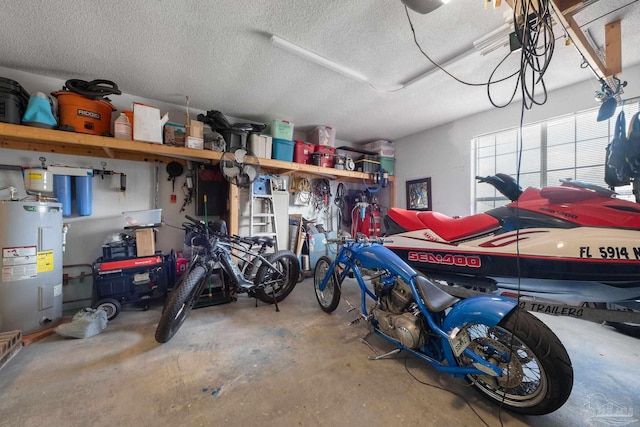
top-left (270, 35), bottom-right (369, 83)
top-left (402, 0), bottom-right (451, 14)
top-left (472, 23), bottom-right (513, 56)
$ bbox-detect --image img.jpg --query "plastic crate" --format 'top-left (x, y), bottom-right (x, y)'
top-left (379, 156), bottom-right (395, 176)
top-left (122, 209), bottom-right (162, 228)
top-left (272, 138), bottom-right (294, 162)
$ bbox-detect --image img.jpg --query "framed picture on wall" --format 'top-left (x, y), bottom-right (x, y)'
top-left (406, 177), bottom-right (432, 211)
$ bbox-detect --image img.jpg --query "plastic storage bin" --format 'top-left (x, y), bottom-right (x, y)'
top-left (379, 156), bottom-right (395, 176)
top-left (272, 138), bottom-right (294, 162)
top-left (122, 209), bottom-right (162, 228)
top-left (249, 134), bottom-right (273, 159)
top-left (307, 125), bottom-right (335, 147)
top-left (294, 140), bottom-right (314, 164)
top-left (355, 155), bottom-right (380, 173)
top-left (271, 119), bottom-right (294, 140)
top-left (363, 140), bottom-right (394, 158)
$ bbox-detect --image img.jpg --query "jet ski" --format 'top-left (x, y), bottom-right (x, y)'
top-left (383, 174), bottom-right (640, 332)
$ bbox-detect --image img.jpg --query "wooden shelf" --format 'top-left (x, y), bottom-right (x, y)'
top-left (0, 122), bottom-right (220, 164)
top-left (0, 122), bottom-right (388, 183)
top-left (0, 122), bottom-right (395, 236)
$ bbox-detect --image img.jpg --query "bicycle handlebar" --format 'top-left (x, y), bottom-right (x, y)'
top-left (325, 236), bottom-right (393, 244)
top-left (184, 214), bottom-right (202, 225)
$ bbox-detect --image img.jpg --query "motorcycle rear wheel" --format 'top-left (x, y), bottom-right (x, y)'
top-left (457, 309), bottom-right (573, 415)
top-left (314, 256), bottom-right (341, 313)
top-left (253, 251), bottom-right (300, 304)
top-left (155, 264), bottom-right (207, 343)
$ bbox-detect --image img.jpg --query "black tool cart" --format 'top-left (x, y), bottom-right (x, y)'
top-left (92, 236), bottom-right (175, 320)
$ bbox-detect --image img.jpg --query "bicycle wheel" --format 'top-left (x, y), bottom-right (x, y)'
top-left (155, 264), bottom-right (207, 343)
top-left (314, 256), bottom-right (340, 313)
top-left (253, 251), bottom-right (300, 304)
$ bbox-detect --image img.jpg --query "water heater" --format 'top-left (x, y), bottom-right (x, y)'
top-left (0, 200), bottom-right (63, 334)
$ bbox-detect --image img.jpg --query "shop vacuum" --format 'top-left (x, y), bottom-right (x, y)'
top-left (52, 79), bottom-right (121, 136)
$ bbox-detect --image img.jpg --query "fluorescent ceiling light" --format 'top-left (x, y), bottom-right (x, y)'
top-left (472, 23), bottom-right (513, 56)
top-left (270, 35), bottom-right (369, 83)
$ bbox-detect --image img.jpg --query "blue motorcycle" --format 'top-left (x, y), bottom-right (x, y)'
top-left (314, 236), bottom-right (573, 415)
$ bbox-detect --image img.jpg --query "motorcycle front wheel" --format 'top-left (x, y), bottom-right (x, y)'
top-left (313, 256), bottom-right (340, 313)
top-left (253, 251), bottom-right (300, 304)
top-left (456, 309), bottom-right (573, 415)
top-left (155, 264), bottom-right (207, 343)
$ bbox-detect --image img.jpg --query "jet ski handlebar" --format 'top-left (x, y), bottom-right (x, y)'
top-left (476, 173), bottom-right (523, 201)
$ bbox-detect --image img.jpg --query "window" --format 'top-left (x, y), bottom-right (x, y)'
top-left (472, 100), bottom-right (640, 213)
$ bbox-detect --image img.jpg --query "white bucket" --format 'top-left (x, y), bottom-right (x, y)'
top-left (24, 168), bottom-right (54, 195)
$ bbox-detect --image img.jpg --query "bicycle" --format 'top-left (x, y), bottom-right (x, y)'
top-left (155, 215), bottom-right (300, 343)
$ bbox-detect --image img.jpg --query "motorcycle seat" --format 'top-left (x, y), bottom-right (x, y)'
top-left (415, 275), bottom-right (459, 312)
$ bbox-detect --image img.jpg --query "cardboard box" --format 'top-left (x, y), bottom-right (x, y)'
top-left (133, 102), bottom-right (169, 144)
top-left (135, 229), bottom-right (155, 257)
top-left (186, 136), bottom-right (204, 149)
top-left (164, 122), bottom-right (186, 146)
top-left (186, 120), bottom-right (204, 138)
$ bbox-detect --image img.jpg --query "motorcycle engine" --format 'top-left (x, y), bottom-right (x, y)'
top-left (372, 276), bottom-right (424, 349)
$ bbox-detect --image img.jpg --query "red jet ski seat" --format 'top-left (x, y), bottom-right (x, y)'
top-left (387, 208), bottom-right (500, 241)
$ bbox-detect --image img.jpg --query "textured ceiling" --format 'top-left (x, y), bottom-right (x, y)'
top-left (0, 0), bottom-right (638, 143)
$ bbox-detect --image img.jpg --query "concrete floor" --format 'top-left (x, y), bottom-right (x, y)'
top-left (1, 278), bottom-right (639, 427)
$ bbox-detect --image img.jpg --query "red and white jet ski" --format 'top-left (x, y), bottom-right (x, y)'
top-left (384, 174), bottom-right (640, 332)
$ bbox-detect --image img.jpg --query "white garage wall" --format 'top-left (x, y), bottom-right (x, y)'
top-left (393, 63), bottom-right (640, 216)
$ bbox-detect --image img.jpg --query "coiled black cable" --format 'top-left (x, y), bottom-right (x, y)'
top-left (64, 79), bottom-right (122, 99)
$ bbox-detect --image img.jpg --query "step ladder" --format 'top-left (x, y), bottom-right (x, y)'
top-left (249, 176), bottom-right (278, 250)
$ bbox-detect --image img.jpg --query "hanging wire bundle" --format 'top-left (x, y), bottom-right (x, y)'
top-left (403, 0), bottom-right (556, 109)
top-left (511, 0), bottom-right (555, 109)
